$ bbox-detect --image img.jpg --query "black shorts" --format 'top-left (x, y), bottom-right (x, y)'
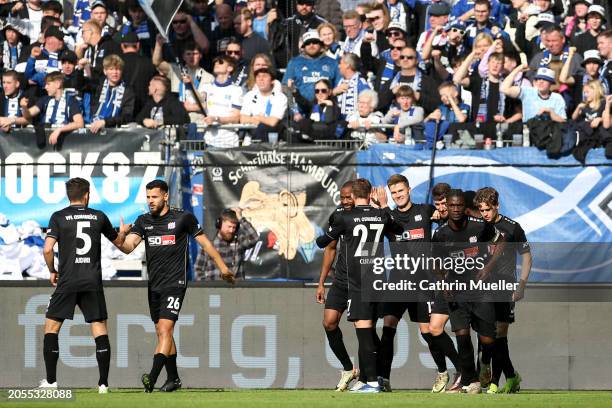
top-left (148, 287), bottom-right (187, 323)
top-left (46, 290), bottom-right (107, 323)
top-left (381, 302), bottom-right (431, 323)
top-left (346, 289), bottom-right (379, 322)
top-left (448, 302), bottom-right (496, 338)
top-left (430, 292), bottom-right (450, 315)
top-left (495, 301), bottom-right (515, 323)
top-left (325, 282), bottom-right (349, 312)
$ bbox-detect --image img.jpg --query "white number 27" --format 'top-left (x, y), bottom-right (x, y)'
top-left (353, 224), bottom-right (384, 256)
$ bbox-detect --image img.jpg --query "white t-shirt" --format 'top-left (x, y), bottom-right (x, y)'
top-left (201, 80), bottom-right (243, 148)
top-left (241, 88), bottom-right (287, 120)
top-left (169, 64), bottom-right (213, 124)
top-left (26, 6), bottom-right (43, 44)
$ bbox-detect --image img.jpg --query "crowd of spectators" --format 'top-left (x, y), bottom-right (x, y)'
top-left (0, 0), bottom-right (611, 162)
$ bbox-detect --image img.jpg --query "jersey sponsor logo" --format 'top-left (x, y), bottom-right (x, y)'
top-left (407, 228), bottom-right (425, 240)
top-left (145, 225), bottom-right (154, 230)
top-left (463, 246), bottom-right (479, 258)
top-left (469, 236), bottom-right (477, 243)
top-left (168, 222), bottom-right (176, 229)
top-left (147, 235), bottom-right (176, 246)
top-left (414, 214), bottom-right (422, 222)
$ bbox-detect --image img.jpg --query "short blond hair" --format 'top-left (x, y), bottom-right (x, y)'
top-left (103, 54), bottom-right (124, 70)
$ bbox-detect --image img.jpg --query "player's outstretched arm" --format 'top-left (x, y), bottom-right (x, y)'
top-left (195, 234), bottom-right (235, 284)
top-left (317, 240), bottom-right (337, 304)
top-left (116, 232), bottom-right (142, 254)
top-left (43, 237), bottom-right (58, 287)
top-left (112, 216), bottom-right (132, 249)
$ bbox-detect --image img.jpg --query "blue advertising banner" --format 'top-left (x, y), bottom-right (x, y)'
top-left (358, 146), bottom-right (612, 283)
top-left (0, 128), bottom-right (166, 227)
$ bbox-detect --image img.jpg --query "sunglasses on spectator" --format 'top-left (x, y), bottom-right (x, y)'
top-left (173, 19), bottom-right (187, 25)
top-left (314, 88), bottom-right (329, 94)
top-left (366, 16), bottom-right (382, 22)
top-left (391, 46), bottom-right (405, 51)
top-left (226, 50), bottom-right (241, 55)
top-left (387, 31), bottom-right (402, 37)
top-left (400, 55), bottom-right (416, 60)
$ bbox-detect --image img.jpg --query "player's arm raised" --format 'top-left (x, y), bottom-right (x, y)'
top-left (194, 234), bottom-right (235, 284)
top-left (317, 240), bottom-right (337, 304)
top-left (117, 232), bottom-right (142, 254)
top-left (111, 216), bottom-right (132, 249)
top-left (43, 236), bottom-right (58, 287)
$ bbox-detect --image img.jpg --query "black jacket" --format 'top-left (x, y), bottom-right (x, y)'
top-left (120, 51), bottom-right (157, 115)
top-left (90, 81), bottom-right (136, 127)
top-left (136, 94), bottom-right (190, 126)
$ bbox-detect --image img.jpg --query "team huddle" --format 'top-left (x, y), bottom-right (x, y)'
top-left (315, 176), bottom-right (532, 394)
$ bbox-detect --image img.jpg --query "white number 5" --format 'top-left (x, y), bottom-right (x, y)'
top-left (76, 221), bottom-right (91, 255)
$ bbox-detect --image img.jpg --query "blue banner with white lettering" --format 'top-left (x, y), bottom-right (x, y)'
top-left (358, 145), bottom-right (612, 283)
top-left (0, 128), bottom-right (166, 227)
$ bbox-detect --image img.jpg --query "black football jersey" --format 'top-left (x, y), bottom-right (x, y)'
top-left (432, 216), bottom-right (500, 284)
top-left (317, 204), bottom-right (402, 289)
top-left (46, 205), bottom-right (118, 293)
top-left (389, 203), bottom-right (435, 243)
top-left (131, 208), bottom-right (203, 290)
top-left (489, 215), bottom-right (530, 279)
top-left (327, 207), bottom-right (348, 287)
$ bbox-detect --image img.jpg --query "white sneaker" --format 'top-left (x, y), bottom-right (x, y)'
top-left (349, 380), bottom-right (366, 391)
top-left (38, 379), bottom-right (58, 389)
top-left (98, 384), bottom-right (109, 394)
top-left (432, 370), bottom-right (449, 393)
top-left (335, 369), bottom-right (358, 391)
top-left (463, 381), bottom-right (482, 394)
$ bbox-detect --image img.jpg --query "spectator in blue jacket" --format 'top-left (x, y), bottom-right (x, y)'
top-left (283, 30), bottom-right (340, 113)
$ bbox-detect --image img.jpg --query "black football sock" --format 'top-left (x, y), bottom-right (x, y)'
top-left (492, 337), bottom-right (505, 385)
top-left (149, 353), bottom-right (167, 385)
top-left (325, 328), bottom-right (353, 372)
top-left (165, 354), bottom-right (179, 381)
top-left (497, 337), bottom-right (515, 379)
top-left (481, 340), bottom-right (493, 365)
top-left (95, 335), bottom-right (111, 387)
top-left (355, 328), bottom-right (377, 382)
top-left (456, 334), bottom-right (477, 386)
top-left (43, 333), bottom-right (59, 384)
top-left (431, 331), bottom-right (460, 369)
top-left (422, 332), bottom-right (447, 373)
top-left (379, 326), bottom-right (396, 379)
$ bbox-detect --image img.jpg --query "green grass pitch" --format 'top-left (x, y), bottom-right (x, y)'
top-left (4, 390), bottom-right (612, 408)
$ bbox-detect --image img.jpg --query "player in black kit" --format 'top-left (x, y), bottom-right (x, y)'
top-left (316, 178), bottom-right (402, 393)
top-left (316, 181), bottom-right (357, 391)
top-left (372, 174), bottom-right (459, 393)
top-left (42, 178), bottom-right (130, 393)
top-left (475, 187), bottom-right (532, 394)
top-left (431, 189), bottom-right (504, 394)
top-left (119, 180), bottom-right (235, 393)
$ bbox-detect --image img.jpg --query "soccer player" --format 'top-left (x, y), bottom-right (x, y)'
top-left (431, 189), bottom-right (504, 394)
top-left (475, 187), bottom-right (531, 394)
top-left (431, 182), bottom-right (451, 223)
top-left (373, 174), bottom-right (460, 393)
top-left (316, 181), bottom-right (357, 391)
top-left (118, 180), bottom-right (235, 392)
top-left (42, 178), bottom-right (130, 393)
top-left (316, 178), bottom-right (402, 393)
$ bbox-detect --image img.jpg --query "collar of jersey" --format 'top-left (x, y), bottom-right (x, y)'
top-left (214, 78), bottom-right (233, 87)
